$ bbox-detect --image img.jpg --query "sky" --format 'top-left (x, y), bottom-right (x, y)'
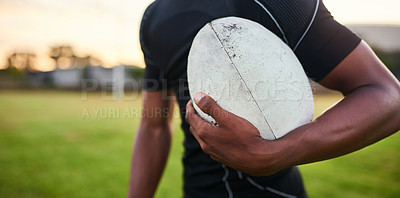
top-left (0, 0), bottom-right (399, 71)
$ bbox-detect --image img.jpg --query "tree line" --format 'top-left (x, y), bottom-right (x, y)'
top-left (2, 45), bottom-right (399, 79)
top-left (2, 45), bottom-right (102, 74)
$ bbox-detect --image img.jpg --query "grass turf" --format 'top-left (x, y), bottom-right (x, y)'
top-left (0, 90), bottom-right (398, 197)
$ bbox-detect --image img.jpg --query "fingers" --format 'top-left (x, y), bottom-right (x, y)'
top-left (185, 100), bottom-right (214, 131)
top-left (190, 125), bottom-right (224, 164)
top-left (189, 126), bottom-right (210, 154)
top-left (192, 92), bottom-right (231, 125)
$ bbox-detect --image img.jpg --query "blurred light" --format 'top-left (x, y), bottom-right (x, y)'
top-left (0, 0), bottom-right (399, 71)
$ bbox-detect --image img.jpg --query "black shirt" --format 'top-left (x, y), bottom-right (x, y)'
top-left (139, 0), bottom-right (361, 197)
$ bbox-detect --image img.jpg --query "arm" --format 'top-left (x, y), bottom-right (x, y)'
top-left (128, 90), bottom-right (175, 198)
top-left (185, 41), bottom-right (400, 176)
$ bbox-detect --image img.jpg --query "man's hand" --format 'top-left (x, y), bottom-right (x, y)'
top-left (185, 92), bottom-right (283, 176)
top-left (185, 41), bottom-right (400, 178)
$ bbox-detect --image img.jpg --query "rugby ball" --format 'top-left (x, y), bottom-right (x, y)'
top-left (187, 17), bottom-right (314, 140)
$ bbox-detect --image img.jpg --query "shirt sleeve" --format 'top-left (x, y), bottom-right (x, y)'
top-left (294, 1), bottom-right (361, 81)
top-left (140, 2), bottom-right (169, 91)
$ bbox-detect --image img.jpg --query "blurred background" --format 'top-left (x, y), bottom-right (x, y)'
top-left (0, 0), bottom-right (399, 197)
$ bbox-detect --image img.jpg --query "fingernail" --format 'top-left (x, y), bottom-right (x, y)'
top-left (194, 92), bottom-right (205, 103)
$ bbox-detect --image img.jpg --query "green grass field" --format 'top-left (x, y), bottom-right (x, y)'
top-left (0, 90), bottom-right (399, 198)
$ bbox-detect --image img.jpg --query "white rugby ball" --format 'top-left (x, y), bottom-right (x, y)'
top-left (187, 17), bottom-right (314, 140)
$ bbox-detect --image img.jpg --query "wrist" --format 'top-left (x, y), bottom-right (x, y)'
top-left (269, 125), bottom-right (310, 170)
top-left (245, 138), bottom-right (288, 176)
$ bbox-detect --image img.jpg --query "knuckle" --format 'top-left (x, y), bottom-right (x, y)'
top-left (185, 112), bottom-right (193, 123)
top-left (186, 99), bottom-right (192, 107)
top-left (197, 127), bottom-right (206, 137)
top-left (185, 113), bottom-right (190, 122)
top-left (200, 144), bottom-right (210, 154)
top-left (198, 125), bottom-right (214, 141)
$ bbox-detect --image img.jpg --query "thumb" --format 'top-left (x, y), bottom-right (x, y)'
top-left (193, 92), bottom-right (230, 124)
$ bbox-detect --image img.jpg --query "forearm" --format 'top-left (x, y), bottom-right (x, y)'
top-left (128, 123), bottom-right (172, 198)
top-left (184, 40), bottom-right (400, 177)
top-left (274, 84), bottom-right (400, 169)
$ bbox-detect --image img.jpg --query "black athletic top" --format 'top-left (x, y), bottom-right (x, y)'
top-left (139, 0), bottom-right (361, 197)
